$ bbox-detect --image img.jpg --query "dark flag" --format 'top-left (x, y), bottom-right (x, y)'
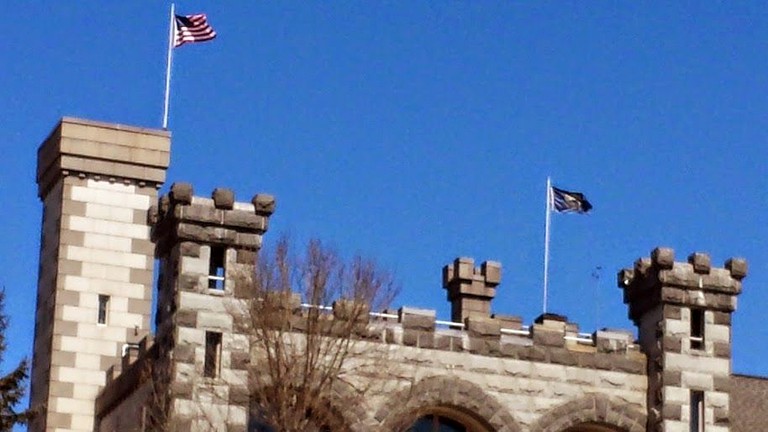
top-left (174, 14), bottom-right (217, 47)
top-left (551, 186), bottom-right (592, 214)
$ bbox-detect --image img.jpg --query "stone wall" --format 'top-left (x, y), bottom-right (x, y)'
top-left (92, 230), bottom-right (754, 432)
top-left (98, 303), bottom-right (649, 432)
top-left (730, 374), bottom-right (768, 432)
top-left (350, 313), bottom-right (649, 432)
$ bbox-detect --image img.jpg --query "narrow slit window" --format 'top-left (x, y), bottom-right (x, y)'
top-left (97, 295), bottom-right (110, 325)
top-left (691, 308), bottom-right (704, 350)
top-left (204, 331), bottom-right (222, 378)
top-left (208, 246), bottom-right (226, 290)
top-left (690, 390), bottom-right (704, 432)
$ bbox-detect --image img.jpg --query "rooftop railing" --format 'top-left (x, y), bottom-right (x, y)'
top-left (300, 303), bottom-right (602, 346)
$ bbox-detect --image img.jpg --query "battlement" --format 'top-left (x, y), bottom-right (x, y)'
top-left (176, 278), bottom-right (643, 375)
top-left (96, 292), bottom-right (648, 432)
top-left (150, 182), bottom-right (276, 255)
top-left (100, 247), bottom-right (646, 402)
top-left (378, 308), bottom-right (644, 373)
top-left (618, 247), bottom-right (747, 323)
top-left (99, 299), bottom-right (645, 414)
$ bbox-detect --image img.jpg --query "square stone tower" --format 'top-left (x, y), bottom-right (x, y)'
top-left (619, 247), bottom-right (747, 432)
top-left (31, 118), bottom-right (170, 431)
top-left (149, 183), bottom-right (275, 430)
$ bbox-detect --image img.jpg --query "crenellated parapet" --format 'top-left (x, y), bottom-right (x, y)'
top-left (96, 241), bottom-right (651, 432)
top-left (151, 182), bottom-right (275, 256)
top-left (618, 247), bottom-right (747, 324)
top-left (379, 307), bottom-right (645, 375)
top-left (150, 183), bottom-right (276, 307)
top-left (240, 254), bottom-right (645, 374)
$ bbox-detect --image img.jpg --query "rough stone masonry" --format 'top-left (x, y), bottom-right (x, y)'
top-left (29, 118), bottom-right (768, 432)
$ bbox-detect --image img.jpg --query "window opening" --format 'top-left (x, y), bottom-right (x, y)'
top-left (690, 308), bottom-right (704, 350)
top-left (409, 415), bottom-right (467, 432)
top-left (208, 246), bottom-right (226, 290)
top-left (97, 295), bottom-right (110, 325)
top-left (690, 390), bottom-right (704, 432)
top-left (204, 331), bottom-right (222, 378)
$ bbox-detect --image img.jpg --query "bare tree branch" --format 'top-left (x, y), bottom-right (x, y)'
top-left (246, 237), bottom-right (400, 432)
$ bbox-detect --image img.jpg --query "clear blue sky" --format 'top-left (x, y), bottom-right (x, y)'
top-left (2, 2), bottom-right (768, 409)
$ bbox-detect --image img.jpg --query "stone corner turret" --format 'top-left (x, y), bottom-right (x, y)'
top-left (147, 183), bottom-right (275, 432)
top-left (618, 246), bottom-right (746, 432)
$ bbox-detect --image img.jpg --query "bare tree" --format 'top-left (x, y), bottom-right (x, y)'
top-left (130, 237), bottom-right (402, 432)
top-left (246, 237), bottom-right (400, 432)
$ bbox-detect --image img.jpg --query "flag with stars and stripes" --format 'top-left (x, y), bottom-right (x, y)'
top-left (174, 14), bottom-right (217, 47)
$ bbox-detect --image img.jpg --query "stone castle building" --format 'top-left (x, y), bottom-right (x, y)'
top-left (29, 118), bottom-right (768, 432)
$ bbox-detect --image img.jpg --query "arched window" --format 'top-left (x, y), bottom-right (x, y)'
top-left (248, 400), bottom-right (344, 432)
top-left (407, 413), bottom-right (474, 432)
top-left (563, 424), bottom-right (628, 432)
top-left (249, 420), bottom-right (331, 432)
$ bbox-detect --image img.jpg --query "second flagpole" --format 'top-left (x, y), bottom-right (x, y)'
top-left (542, 176), bottom-right (552, 314)
top-left (162, 3), bottom-right (176, 129)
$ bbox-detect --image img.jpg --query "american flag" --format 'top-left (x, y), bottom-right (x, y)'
top-left (174, 14), bottom-right (216, 47)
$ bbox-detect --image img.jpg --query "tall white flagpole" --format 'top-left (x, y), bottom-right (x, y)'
top-left (162, 3), bottom-right (176, 130)
top-left (542, 176), bottom-right (552, 314)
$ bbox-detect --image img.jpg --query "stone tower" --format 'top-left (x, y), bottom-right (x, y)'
top-left (31, 118), bottom-right (170, 431)
top-left (619, 247), bottom-right (747, 432)
top-left (442, 257), bottom-right (501, 322)
top-left (150, 183), bottom-right (275, 430)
